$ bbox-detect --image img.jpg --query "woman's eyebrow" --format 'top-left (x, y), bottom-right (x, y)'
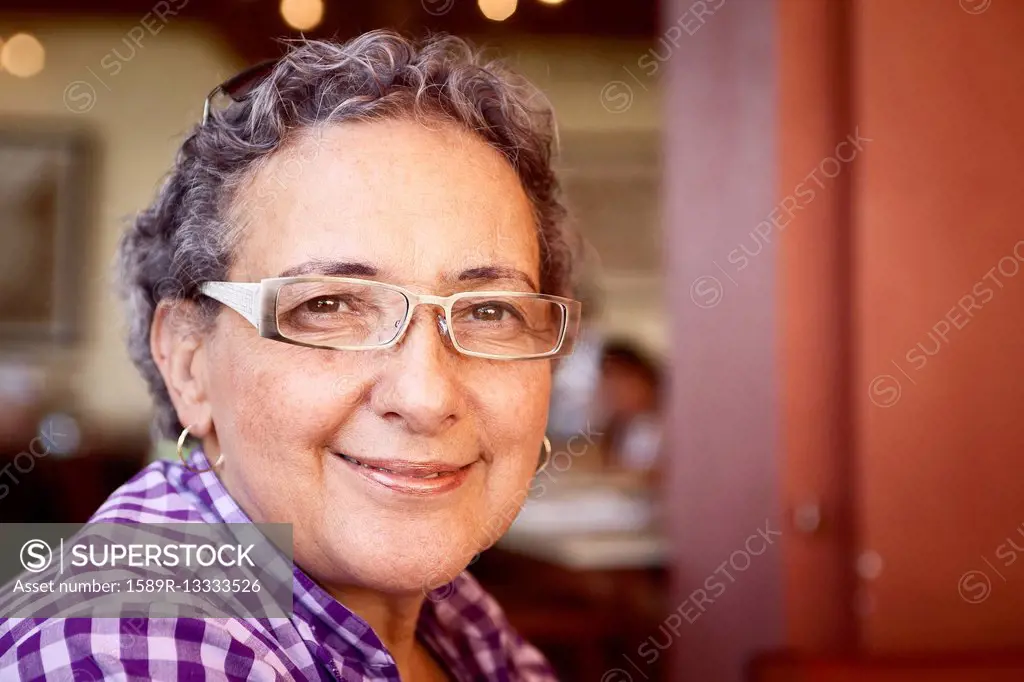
top-left (457, 266), bottom-right (539, 292)
top-left (277, 260), bottom-right (538, 291)
top-left (278, 259), bottom-right (379, 278)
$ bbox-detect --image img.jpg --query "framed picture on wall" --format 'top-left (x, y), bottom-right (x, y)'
top-left (0, 124), bottom-right (94, 345)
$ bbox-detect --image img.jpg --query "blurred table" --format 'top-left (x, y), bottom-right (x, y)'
top-left (473, 474), bottom-right (670, 681)
top-left (499, 528), bottom-right (667, 571)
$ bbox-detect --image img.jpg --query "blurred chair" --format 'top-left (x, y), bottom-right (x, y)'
top-left (475, 546), bottom-right (668, 681)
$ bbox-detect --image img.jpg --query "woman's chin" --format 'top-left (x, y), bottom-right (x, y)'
top-left (304, 543), bottom-right (478, 597)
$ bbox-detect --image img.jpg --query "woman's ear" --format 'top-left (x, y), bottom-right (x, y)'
top-left (150, 302), bottom-right (214, 438)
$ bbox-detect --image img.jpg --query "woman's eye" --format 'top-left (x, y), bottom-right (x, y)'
top-left (472, 304), bottom-right (505, 321)
top-left (467, 302), bottom-right (523, 323)
top-left (302, 297), bottom-right (345, 314)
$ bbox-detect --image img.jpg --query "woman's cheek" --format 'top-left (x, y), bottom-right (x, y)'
top-left (484, 362), bottom-right (551, 422)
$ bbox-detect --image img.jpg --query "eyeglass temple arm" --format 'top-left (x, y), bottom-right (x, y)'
top-left (198, 282), bottom-right (261, 328)
top-left (202, 94), bottom-right (213, 126)
top-left (201, 59), bottom-right (279, 126)
top-left (201, 83), bottom-right (224, 126)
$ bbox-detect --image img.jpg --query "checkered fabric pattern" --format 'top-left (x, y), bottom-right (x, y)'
top-left (0, 450), bottom-right (556, 681)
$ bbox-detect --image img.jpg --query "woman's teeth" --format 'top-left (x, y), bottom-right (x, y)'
top-left (339, 454), bottom-right (454, 479)
top-left (340, 454), bottom-right (390, 472)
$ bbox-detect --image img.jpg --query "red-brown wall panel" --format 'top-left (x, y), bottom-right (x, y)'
top-left (855, 0), bottom-right (1024, 651)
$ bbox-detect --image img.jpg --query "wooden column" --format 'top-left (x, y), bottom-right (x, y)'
top-left (778, 0), bottom-right (859, 652)
top-left (663, 0), bottom-right (785, 680)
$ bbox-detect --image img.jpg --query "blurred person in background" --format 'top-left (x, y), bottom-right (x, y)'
top-left (595, 340), bottom-right (663, 475)
top-left (0, 30), bottom-right (583, 681)
top-left (546, 280), bottom-right (604, 446)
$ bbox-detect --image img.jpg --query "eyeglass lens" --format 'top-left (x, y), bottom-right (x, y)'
top-left (220, 60), bottom-right (277, 101)
top-left (275, 281), bottom-right (565, 356)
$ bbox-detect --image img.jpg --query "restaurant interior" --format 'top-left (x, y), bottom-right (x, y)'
top-left (1, 0), bottom-right (1023, 680)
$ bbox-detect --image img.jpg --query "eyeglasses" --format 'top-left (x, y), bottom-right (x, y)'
top-left (198, 277), bottom-right (582, 360)
top-left (202, 59), bottom-right (277, 126)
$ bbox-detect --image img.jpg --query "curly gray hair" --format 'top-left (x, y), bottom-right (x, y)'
top-left (117, 30), bottom-right (576, 439)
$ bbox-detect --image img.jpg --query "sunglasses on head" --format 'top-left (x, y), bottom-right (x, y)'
top-left (202, 59), bottom-right (279, 125)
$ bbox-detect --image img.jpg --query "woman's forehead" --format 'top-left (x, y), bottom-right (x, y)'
top-left (230, 120), bottom-right (540, 284)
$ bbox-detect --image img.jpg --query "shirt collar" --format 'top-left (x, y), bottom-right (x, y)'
top-left (181, 448), bottom-right (506, 678)
top-left (183, 449), bottom-right (394, 665)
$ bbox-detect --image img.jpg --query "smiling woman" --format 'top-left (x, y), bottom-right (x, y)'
top-left (0, 30), bottom-right (580, 681)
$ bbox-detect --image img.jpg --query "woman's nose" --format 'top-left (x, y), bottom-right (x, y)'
top-left (370, 307), bottom-right (462, 436)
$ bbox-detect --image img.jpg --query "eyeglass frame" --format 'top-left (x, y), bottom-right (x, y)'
top-left (202, 59), bottom-right (278, 126)
top-left (199, 66), bottom-right (583, 360)
top-left (197, 276), bottom-right (582, 360)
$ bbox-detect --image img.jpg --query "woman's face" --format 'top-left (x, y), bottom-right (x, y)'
top-left (202, 119), bottom-right (550, 595)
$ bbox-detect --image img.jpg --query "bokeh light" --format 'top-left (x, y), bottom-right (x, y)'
top-left (478, 0), bottom-right (518, 21)
top-left (280, 0), bottom-right (325, 31)
top-left (0, 33), bottom-right (45, 78)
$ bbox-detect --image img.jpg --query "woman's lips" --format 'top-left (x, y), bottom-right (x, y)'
top-left (336, 453), bottom-right (475, 495)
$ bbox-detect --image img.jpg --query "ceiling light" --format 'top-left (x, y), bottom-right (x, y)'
top-left (0, 33), bottom-right (45, 78)
top-left (537, 0), bottom-right (565, 4)
top-left (478, 0), bottom-right (518, 21)
top-left (280, 0), bottom-right (324, 31)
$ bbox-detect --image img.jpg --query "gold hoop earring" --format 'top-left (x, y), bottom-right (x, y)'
top-left (536, 436), bottom-right (552, 474)
top-left (176, 425), bottom-right (224, 474)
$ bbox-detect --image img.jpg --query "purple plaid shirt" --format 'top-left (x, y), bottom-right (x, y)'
top-left (0, 451), bottom-right (556, 681)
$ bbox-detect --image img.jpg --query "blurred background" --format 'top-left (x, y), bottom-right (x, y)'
top-left (0, 0), bottom-right (1021, 680)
